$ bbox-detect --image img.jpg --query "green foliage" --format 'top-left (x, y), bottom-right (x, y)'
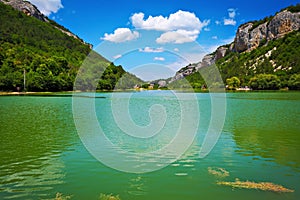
top-left (216, 31), bottom-right (300, 89)
top-left (0, 2), bottom-right (143, 92)
top-left (282, 3), bottom-right (300, 13)
top-left (249, 15), bottom-right (273, 31)
top-left (249, 74), bottom-right (281, 90)
top-left (288, 74), bottom-right (300, 90)
top-left (226, 77), bottom-right (241, 90)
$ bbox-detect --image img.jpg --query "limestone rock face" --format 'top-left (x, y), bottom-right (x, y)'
top-left (234, 10), bottom-right (300, 52)
top-left (215, 46), bottom-right (228, 60)
top-left (234, 23), bottom-right (253, 52)
top-left (0, 0), bottom-right (47, 22)
top-left (267, 10), bottom-right (300, 39)
top-left (201, 55), bottom-right (215, 68)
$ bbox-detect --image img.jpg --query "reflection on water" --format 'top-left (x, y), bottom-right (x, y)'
top-left (0, 97), bottom-right (75, 199)
top-left (225, 93), bottom-right (300, 170)
top-left (0, 92), bottom-right (299, 200)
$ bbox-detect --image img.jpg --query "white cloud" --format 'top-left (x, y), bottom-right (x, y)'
top-left (204, 27), bottom-right (210, 31)
top-left (131, 10), bottom-right (206, 31)
top-left (101, 28), bottom-right (139, 43)
top-left (28, 0), bottom-right (63, 16)
top-left (174, 48), bottom-right (179, 52)
top-left (156, 30), bottom-right (199, 44)
top-left (131, 10), bottom-right (210, 44)
top-left (212, 36), bottom-right (218, 40)
top-left (139, 47), bottom-right (164, 53)
top-left (228, 8), bottom-right (236, 18)
top-left (224, 18), bottom-right (236, 26)
top-left (223, 8), bottom-right (237, 26)
top-left (113, 54), bottom-right (122, 59)
top-left (154, 57), bottom-right (165, 61)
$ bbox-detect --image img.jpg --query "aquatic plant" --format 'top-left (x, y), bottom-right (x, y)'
top-left (55, 192), bottom-right (72, 200)
top-left (208, 167), bottom-right (230, 178)
top-left (99, 193), bottom-right (121, 200)
top-left (217, 178), bottom-right (294, 193)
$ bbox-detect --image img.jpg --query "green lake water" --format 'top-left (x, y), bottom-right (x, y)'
top-left (0, 91), bottom-right (299, 200)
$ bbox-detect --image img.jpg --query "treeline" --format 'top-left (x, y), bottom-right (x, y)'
top-left (0, 2), bottom-right (143, 92)
top-left (226, 74), bottom-right (300, 90)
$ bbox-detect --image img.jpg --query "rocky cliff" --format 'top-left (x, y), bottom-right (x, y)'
top-left (170, 6), bottom-right (300, 83)
top-left (0, 0), bottom-right (92, 48)
top-left (234, 10), bottom-right (300, 52)
top-left (0, 0), bottom-right (47, 21)
top-left (170, 46), bottom-right (229, 83)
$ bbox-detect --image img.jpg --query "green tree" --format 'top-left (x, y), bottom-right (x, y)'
top-left (226, 76), bottom-right (241, 90)
top-left (288, 74), bottom-right (300, 90)
top-left (249, 74), bottom-right (281, 90)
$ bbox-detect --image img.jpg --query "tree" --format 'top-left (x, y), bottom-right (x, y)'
top-left (249, 74), bottom-right (281, 90)
top-left (288, 74), bottom-right (300, 90)
top-left (226, 76), bottom-right (241, 90)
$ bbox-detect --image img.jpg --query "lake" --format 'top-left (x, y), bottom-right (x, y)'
top-left (0, 91), bottom-right (299, 200)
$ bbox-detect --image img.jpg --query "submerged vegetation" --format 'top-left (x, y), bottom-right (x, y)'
top-left (208, 167), bottom-right (294, 193)
top-left (55, 193), bottom-right (72, 200)
top-left (99, 193), bottom-right (121, 200)
top-left (208, 167), bottom-right (230, 178)
top-left (53, 193), bottom-right (121, 200)
top-left (217, 179), bottom-right (294, 193)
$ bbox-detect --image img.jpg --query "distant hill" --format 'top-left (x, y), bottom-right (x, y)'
top-left (0, 0), bottom-right (143, 92)
top-left (169, 4), bottom-right (300, 90)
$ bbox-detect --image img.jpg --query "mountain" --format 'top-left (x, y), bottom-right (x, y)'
top-left (169, 4), bottom-right (300, 90)
top-left (0, 0), bottom-right (143, 92)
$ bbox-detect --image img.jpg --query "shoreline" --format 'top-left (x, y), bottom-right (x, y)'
top-left (0, 89), bottom-right (299, 96)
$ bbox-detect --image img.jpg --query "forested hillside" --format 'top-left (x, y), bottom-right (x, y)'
top-left (0, 2), bottom-right (143, 91)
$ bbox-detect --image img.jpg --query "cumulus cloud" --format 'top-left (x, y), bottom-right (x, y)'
top-left (212, 36), bottom-right (218, 40)
top-left (139, 47), bottom-right (164, 53)
top-left (101, 28), bottom-right (139, 43)
top-left (28, 0), bottom-right (63, 16)
top-left (156, 31), bottom-right (196, 44)
top-left (154, 57), bottom-right (165, 61)
top-left (224, 18), bottom-right (236, 26)
top-left (174, 48), bottom-right (179, 52)
top-left (131, 10), bottom-right (209, 44)
top-left (224, 8), bottom-right (237, 26)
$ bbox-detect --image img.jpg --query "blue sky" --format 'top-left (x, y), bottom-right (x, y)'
top-left (29, 0), bottom-right (300, 81)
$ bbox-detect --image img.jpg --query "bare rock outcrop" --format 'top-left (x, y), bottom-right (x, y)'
top-left (0, 0), bottom-right (47, 21)
top-left (234, 10), bottom-right (300, 52)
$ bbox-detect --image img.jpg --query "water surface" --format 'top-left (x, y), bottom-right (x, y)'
top-left (0, 91), bottom-right (299, 199)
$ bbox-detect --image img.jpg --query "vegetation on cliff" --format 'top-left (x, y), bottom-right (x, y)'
top-left (169, 4), bottom-right (300, 91)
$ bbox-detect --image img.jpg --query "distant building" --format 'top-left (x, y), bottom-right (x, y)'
top-left (148, 84), bottom-right (154, 90)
